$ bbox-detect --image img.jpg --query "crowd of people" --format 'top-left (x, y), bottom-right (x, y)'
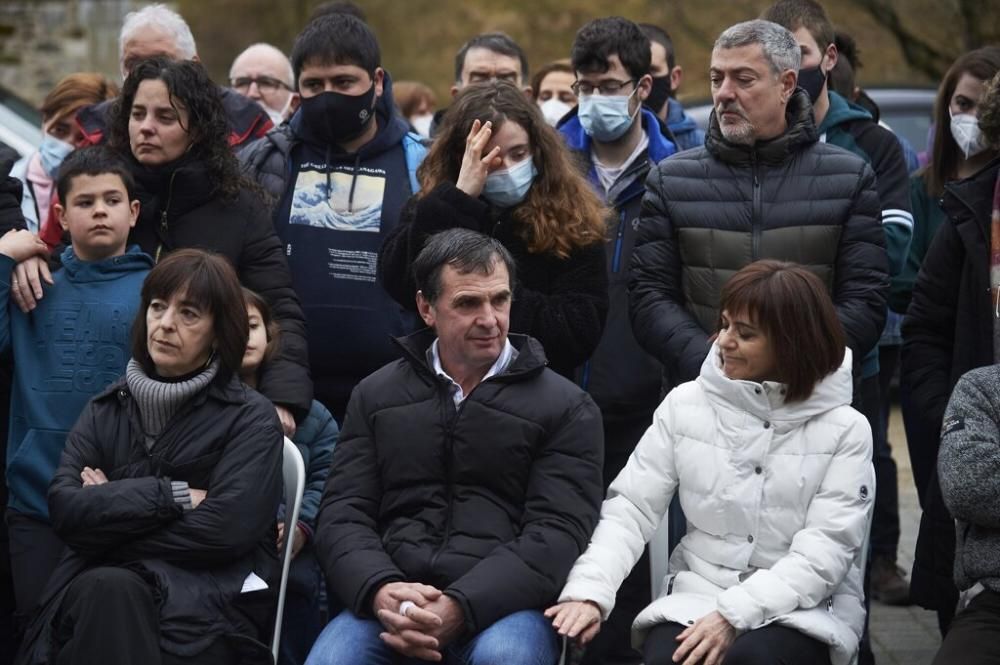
top-left (0, 0), bottom-right (998, 664)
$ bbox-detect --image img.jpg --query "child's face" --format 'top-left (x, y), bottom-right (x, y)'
top-left (56, 174), bottom-right (139, 262)
top-left (242, 304), bottom-right (269, 375)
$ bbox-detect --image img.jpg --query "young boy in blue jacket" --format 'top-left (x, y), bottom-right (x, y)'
top-left (0, 146), bottom-right (153, 622)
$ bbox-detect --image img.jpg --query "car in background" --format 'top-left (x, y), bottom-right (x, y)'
top-left (685, 86), bottom-right (936, 155)
top-left (0, 84), bottom-right (42, 159)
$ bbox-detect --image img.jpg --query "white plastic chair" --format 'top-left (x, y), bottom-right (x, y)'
top-left (272, 437), bottom-right (306, 663)
top-left (647, 502), bottom-right (874, 665)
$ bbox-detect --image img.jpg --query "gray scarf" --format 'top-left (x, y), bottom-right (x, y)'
top-left (125, 357), bottom-right (220, 448)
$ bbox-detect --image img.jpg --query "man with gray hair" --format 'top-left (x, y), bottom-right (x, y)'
top-left (229, 43), bottom-right (299, 125)
top-left (309, 227), bottom-right (603, 665)
top-left (631, 19), bottom-right (888, 390)
top-left (76, 3), bottom-right (271, 149)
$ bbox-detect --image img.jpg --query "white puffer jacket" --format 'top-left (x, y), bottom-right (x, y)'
top-left (559, 345), bottom-right (874, 665)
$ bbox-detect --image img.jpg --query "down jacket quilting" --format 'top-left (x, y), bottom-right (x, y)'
top-left (558, 345), bottom-right (874, 665)
top-left (630, 89), bottom-right (888, 387)
top-left (313, 330), bottom-right (604, 635)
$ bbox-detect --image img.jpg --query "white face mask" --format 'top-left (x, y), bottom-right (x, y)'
top-left (263, 96), bottom-right (293, 126)
top-left (410, 113), bottom-right (434, 138)
top-left (949, 111), bottom-right (989, 159)
top-left (539, 99), bottom-right (572, 127)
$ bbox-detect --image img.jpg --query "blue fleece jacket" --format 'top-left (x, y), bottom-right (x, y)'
top-left (666, 99), bottom-right (706, 152)
top-left (1, 245), bottom-right (152, 520)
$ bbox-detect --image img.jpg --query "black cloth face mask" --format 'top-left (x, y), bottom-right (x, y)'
top-left (797, 60), bottom-right (828, 104)
top-left (298, 83), bottom-right (377, 146)
top-left (645, 75), bottom-right (672, 115)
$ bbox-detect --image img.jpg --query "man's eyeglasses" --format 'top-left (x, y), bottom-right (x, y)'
top-left (571, 79), bottom-right (637, 96)
top-left (230, 76), bottom-right (293, 94)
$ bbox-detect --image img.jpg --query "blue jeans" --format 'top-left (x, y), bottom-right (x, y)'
top-left (305, 608), bottom-right (560, 665)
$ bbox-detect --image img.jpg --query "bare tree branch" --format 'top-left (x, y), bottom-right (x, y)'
top-left (847, 0), bottom-right (955, 79)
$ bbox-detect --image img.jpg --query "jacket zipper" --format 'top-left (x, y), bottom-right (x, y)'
top-left (751, 152), bottom-right (762, 261)
top-left (612, 210), bottom-right (626, 272)
top-left (428, 388), bottom-right (461, 574)
top-left (154, 170), bottom-right (179, 263)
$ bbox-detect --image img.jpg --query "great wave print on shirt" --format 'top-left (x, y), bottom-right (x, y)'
top-left (289, 167), bottom-right (386, 232)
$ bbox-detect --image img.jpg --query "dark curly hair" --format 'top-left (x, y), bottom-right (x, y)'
top-left (980, 70), bottom-right (1000, 149)
top-left (108, 57), bottom-right (244, 201)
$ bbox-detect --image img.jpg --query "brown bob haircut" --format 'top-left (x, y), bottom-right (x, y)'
top-left (718, 260), bottom-right (845, 402)
top-left (242, 287), bottom-right (282, 372)
top-left (418, 80), bottom-right (607, 259)
top-left (41, 72), bottom-right (118, 125)
top-left (131, 249), bottom-right (249, 381)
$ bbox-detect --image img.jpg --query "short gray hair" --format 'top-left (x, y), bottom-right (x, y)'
top-left (714, 20), bottom-right (801, 76)
top-left (119, 4), bottom-right (197, 64)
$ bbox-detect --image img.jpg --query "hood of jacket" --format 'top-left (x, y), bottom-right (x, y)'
top-left (817, 91), bottom-right (873, 135)
top-left (59, 244), bottom-right (154, 282)
top-left (666, 99), bottom-right (700, 137)
top-left (559, 106), bottom-right (677, 165)
top-left (289, 70), bottom-right (410, 161)
top-left (705, 88), bottom-right (819, 166)
top-left (698, 341), bottom-right (854, 428)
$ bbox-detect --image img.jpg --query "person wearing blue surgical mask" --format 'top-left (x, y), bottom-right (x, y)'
top-left (379, 80), bottom-right (610, 380)
top-left (11, 73), bottom-right (118, 235)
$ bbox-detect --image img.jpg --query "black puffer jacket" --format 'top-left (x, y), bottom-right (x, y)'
top-left (314, 331), bottom-right (604, 634)
top-left (129, 156), bottom-right (312, 417)
top-left (378, 182), bottom-right (609, 378)
top-left (17, 373), bottom-right (282, 664)
top-left (901, 155), bottom-right (1000, 615)
top-left (631, 89), bottom-right (888, 386)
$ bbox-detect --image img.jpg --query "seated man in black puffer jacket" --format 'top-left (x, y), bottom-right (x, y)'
top-left (308, 228), bottom-right (604, 665)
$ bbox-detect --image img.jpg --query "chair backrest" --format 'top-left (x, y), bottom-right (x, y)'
top-left (272, 437), bottom-right (306, 662)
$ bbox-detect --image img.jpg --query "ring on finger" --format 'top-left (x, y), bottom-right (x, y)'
top-left (399, 600), bottom-right (417, 617)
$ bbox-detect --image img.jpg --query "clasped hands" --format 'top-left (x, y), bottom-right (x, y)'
top-left (545, 600), bottom-right (736, 665)
top-left (372, 581), bottom-right (465, 662)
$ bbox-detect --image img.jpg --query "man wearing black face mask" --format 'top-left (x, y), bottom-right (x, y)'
top-left (639, 23), bottom-right (705, 151)
top-left (241, 13), bottom-right (427, 423)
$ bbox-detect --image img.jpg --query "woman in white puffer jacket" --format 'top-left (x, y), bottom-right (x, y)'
top-left (547, 260), bottom-right (875, 665)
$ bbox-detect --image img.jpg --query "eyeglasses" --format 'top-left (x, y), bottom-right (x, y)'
top-left (230, 76), bottom-right (292, 94)
top-left (571, 79), bottom-right (637, 96)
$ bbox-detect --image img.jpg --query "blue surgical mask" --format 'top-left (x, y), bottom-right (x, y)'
top-left (39, 134), bottom-right (74, 177)
top-left (482, 157), bottom-right (537, 208)
top-left (577, 88), bottom-right (639, 142)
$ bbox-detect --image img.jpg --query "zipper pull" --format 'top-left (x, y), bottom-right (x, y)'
top-left (160, 210), bottom-right (168, 233)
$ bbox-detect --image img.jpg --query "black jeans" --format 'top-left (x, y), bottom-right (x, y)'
top-left (933, 589), bottom-right (1000, 664)
top-left (643, 621), bottom-right (832, 665)
top-left (51, 567), bottom-right (239, 665)
top-left (5, 511), bottom-right (65, 620)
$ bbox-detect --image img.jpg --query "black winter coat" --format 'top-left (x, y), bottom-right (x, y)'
top-left (314, 331), bottom-right (604, 635)
top-left (129, 157), bottom-right (313, 416)
top-left (17, 373), bottom-right (283, 664)
top-left (631, 90), bottom-right (888, 387)
top-left (0, 175), bottom-right (24, 234)
top-left (377, 182), bottom-right (609, 378)
top-left (901, 155), bottom-right (1000, 614)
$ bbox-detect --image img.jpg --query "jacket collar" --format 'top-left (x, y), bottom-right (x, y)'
top-left (96, 368), bottom-right (249, 406)
top-left (942, 155), bottom-right (1000, 240)
top-left (705, 88), bottom-right (818, 166)
top-left (817, 90), bottom-right (872, 135)
top-left (697, 341), bottom-right (854, 427)
top-left (393, 329), bottom-right (548, 383)
top-left (559, 106), bottom-right (677, 165)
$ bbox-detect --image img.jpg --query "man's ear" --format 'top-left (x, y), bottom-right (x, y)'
top-left (780, 69), bottom-right (797, 101)
top-left (191, 53), bottom-right (201, 64)
top-left (416, 290), bottom-right (435, 327)
top-left (374, 67), bottom-right (385, 98)
top-left (286, 93), bottom-right (301, 118)
top-left (450, 84), bottom-right (460, 98)
top-left (823, 43), bottom-right (838, 74)
top-left (636, 74), bottom-right (653, 102)
top-left (670, 65), bottom-right (683, 94)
